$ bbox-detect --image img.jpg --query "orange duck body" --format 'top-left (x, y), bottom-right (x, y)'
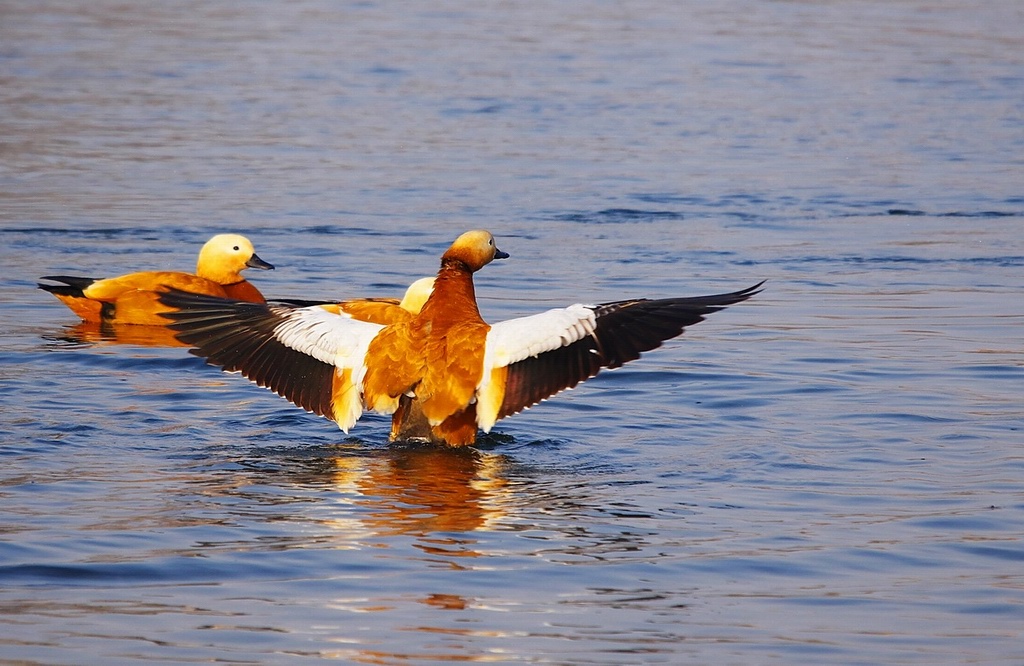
top-left (39, 234), bottom-right (274, 326)
top-left (362, 250), bottom-right (497, 445)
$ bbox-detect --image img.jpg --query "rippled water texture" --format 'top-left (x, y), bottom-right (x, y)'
top-left (2, 1), bottom-right (1023, 663)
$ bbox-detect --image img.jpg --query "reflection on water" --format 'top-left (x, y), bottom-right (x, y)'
top-left (46, 320), bottom-right (188, 348)
top-left (320, 445), bottom-right (512, 538)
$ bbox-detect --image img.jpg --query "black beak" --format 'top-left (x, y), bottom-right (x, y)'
top-left (246, 253), bottom-right (275, 270)
top-left (493, 248), bottom-right (510, 260)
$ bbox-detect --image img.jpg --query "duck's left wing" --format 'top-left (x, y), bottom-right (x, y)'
top-left (475, 281), bottom-right (764, 431)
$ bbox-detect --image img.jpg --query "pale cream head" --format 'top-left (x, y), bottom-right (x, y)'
top-left (442, 230), bottom-right (509, 272)
top-left (195, 234), bottom-right (273, 283)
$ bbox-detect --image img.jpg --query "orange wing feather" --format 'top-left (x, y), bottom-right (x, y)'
top-left (362, 322), bottom-right (424, 414)
top-left (417, 320), bottom-right (490, 425)
top-left (338, 299), bottom-right (414, 326)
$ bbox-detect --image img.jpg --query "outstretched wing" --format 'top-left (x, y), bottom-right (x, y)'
top-left (158, 290), bottom-right (384, 431)
top-left (475, 281), bottom-right (764, 430)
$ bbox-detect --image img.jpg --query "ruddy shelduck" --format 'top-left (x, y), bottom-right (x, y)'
top-left (160, 230), bottom-right (763, 446)
top-left (55, 277), bottom-right (434, 348)
top-left (39, 233), bottom-right (274, 326)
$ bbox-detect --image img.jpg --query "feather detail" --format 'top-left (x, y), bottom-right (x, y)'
top-left (159, 289), bottom-right (382, 431)
top-left (487, 282), bottom-right (764, 420)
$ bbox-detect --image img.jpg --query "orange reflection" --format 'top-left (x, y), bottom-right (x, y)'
top-left (326, 446), bottom-right (511, 538)
top-left (57, 321), bottom-right (188, 348)
top-left (420, 593), bottom-right (470, 610)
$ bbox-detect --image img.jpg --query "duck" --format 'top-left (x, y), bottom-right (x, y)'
top-left (39, 233), bottom-right (274, 326)
top-left (158, 230), bottom-right (763, 446)
top-left (50, 277), bottom-right (435, 349)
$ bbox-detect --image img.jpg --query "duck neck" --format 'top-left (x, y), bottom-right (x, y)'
top-left (196, 261), bottom-right (242, 285)
top-left (424, 259), bottom-right (481, 320)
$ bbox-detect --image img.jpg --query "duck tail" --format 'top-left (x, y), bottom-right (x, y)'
top-left (38, 275), bottom-right (97, 297)
top-left (38, 276), bottom-right (104, 321)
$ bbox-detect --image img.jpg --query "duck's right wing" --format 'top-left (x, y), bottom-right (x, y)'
top-left (158, 290), bottom-right (384, 431)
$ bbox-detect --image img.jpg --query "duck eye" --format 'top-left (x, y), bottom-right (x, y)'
top-left (233, 246), bottom-right (240, 251)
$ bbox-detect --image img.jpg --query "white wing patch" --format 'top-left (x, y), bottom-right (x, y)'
top-left (272, 305), bottom-right (384, 370)
top-left (475, 304), bottom-right (597, 432)
top-left (482, 304), bottom-right (598, 370)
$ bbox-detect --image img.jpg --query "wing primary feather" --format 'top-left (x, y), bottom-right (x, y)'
top-left (158, 289), bottom-right (340, 420)
top-left (497, 281), bottom-right (763, 418)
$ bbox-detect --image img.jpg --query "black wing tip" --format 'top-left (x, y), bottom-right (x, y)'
top-left (163, 290), bottom-right (337, 420)
top-left (721, 279), bottom-right (766, 304)
top-left (596, 280), bottom-right (766, 314)
top-left (270, 297), bottom-right (335, 308)
top-left (741, 279), bottom-right (767, 296)
top-left (705, 279), bottom-right (766, 302)
top-left (38, 275), bottom-right (97, 293)
top-left (672, 279), bottom-right (766, 308)
top-left (747, 279), bottom-right (767, 291)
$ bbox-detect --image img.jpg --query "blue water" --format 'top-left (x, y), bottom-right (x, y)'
top-left (2, 1), bottom-right (1023, 663)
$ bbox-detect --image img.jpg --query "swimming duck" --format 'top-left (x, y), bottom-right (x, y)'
top-left (159, 230), bottom-right (762, 446)
top-left (39, 233), bottom-right (274, 325)
top-left (52, 277), bottom-right (435, 348)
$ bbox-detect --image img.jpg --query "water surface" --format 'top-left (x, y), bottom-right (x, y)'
top-left (1, 1), bottom-right (1022, 663)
